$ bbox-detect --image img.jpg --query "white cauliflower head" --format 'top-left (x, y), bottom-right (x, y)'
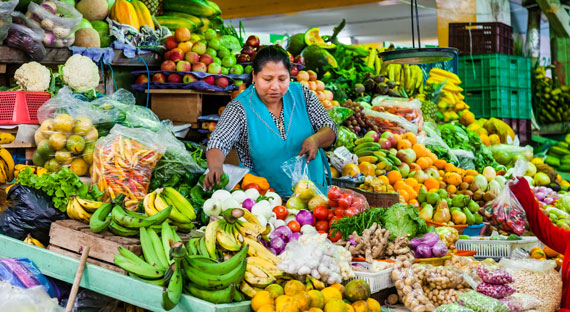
top-left (14, 62), bottom-right (51, 92)
top-left (62, 54), bottom-right (100, 92)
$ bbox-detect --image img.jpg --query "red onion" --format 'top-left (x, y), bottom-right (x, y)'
top-left (295, 209), bottom-right (314, 226)
top-left (242, 198), bottom-right (255, 211)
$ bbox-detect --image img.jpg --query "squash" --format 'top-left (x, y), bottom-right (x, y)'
top-left (110, 0), bottom-right (140, 30)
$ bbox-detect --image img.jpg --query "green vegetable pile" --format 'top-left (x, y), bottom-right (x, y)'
top-left (16, 167), bottom-right (104, 212)
top-left (330, 203), bottom-right (428, 240)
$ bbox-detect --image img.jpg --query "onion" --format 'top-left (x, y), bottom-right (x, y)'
top-left (296, 209), bottom-right (314, 226)
top-left (270, 237), bottom-right (286, 254)
top-left (409, 237), bottom-right (422, 250)
top-left (271, 225), bottom-right (292, 242)
top-left (544, 197), bottom-right (554, 205)
top-left (431, 241), bottom-right (448, 257)
top-left (421, 232), bottom-right (440, 247)
top-left (290, 232), bottom-right (301, 241)
top-left (242, 198), bottom-right (255, 211)
top-left (415, 244), bottom-right (432, 258)
top-left (535, 192), bottom-right (546, 201)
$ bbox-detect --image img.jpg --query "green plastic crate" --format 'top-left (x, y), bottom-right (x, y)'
top-left (458, 54), bottom-right (531, 89)
top-left (465, 86), bottom-right (531, 119)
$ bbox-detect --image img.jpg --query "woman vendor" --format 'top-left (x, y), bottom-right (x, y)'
top-left (203, 45), bottom-right (337, 196)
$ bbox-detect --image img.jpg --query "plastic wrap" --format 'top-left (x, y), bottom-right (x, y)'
top-left (363, 108), bottom-right (418, 134)
top-left (498, 293), bottom-right (541, 312)
top-left (0, 281), bottom-right (62, 312)
top-left (335, 126), bottom-right (358, 150)
top-left (487, 145), bottom-right (533, 166)
top-left (327, 185), bottom-right (369, 217)
top-left (484, 183), bottom-right (526, 235)
top-left (436, 304), bottom-right (474, 312)
top-left (456, 291), bottom-right (509, 312)
top-left (0, 258), bottom-right (58, 298)
top-left (27, 0), bottom-right (82, 47)
top-left (371, 96), bottom-right (424, 131)
top-left (476, 266), bottom-right (513, 285)
top-left (0, 0), bottom-right (18, 42)
top-left (434, 226), bottom-right (459, 249)
top-left (4, 23), bottom-right (46, 61)
top-left (92, 125), bottom-right (165, 210)
top-left (391, 255), bottom-right (435, 312)
top-left (476, 282), bottom-right (515, 299)
top-left (329, 106), bottom-right (354, 125)
top-left (415, 264), bottom-right (465, 290)
top-left (451, 149), bottom-right (475, 170)
top-left (418, 122), bottom-right (458, 163)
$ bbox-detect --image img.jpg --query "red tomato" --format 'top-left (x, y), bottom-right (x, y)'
top-left (328, 199), bottom-right (339, 208)
top-left (315, 220), bottom-right (329, 232)
top-left (287, 220), bottom-right (301, 233)
top-left (244, 183), bottom-right (261, 192)
top-left (326, 209), bottom-right (334, 220)
top-left (327, 186), bottom-right (342, 200)
top-left (334, 207), bottom-right (345, 218)
top-left (313, 206), bottom-right (329, 220)
top-left (351, 195), bottom-right (366, 210)
top-left (272, 206), bottom-right (288, 220)
top-left (328, 229), bottom-right (342, 242)
top-left (337, 194), bottom-right (353, 209)
top-left (343, 207), bottom-right (360, 217)
top-left (317, 230), bottom-right (327, 234)
top-left (329, 216), bottom-right (341, 228)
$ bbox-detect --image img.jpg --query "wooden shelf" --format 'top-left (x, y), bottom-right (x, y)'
top-left (145, 88), bottom-right (232, 96)
top-left (1, 141), bottom-right (35, 149)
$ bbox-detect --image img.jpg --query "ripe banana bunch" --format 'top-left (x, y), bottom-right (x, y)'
top-left (143, 187), bottom-right (196, 232)
top-left (14, 164), bottom-right (48, 179)
top-left (0, 147), bottom-right (14, 183)
top-left (386, 64), bottom-right (424, 96)
top-left (426, 68), bottom-right (469, 118)
top-left (66, 196), bottom-right (102, 224)
top-left (0, 133), bottom-right (14, 144)
top-left (23, 234), bottom-right (45, 248)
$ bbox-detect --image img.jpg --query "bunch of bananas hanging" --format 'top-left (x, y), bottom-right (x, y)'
top-left (0, 147), bottom-right (14, 183)
top-left (143, 187), bottom-right (196, 232)
top-left (23, 233), bottom-right (45, 248)
top-left (385, 64), bottom-right (424, 96)
top-left (0, 132), bottom-right (14, 144)
top-left (13, 164), bottom-right (48, 178)
top-left (533, 66), bottom-right (570, 124)
top-left (363, 47), bottom-right (383, 76)
top-left (424, 68), bottom-right (474, 124)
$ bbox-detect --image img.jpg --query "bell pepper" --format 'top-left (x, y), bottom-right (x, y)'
top-left (242, 173), bottom-right (270, 191)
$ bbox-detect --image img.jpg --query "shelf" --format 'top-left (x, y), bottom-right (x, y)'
top-left (0, 47), bottom-right (161, 67)
top-left (0, 234), bottom-right (251, 312)
top-left (1, 141), bottom-right (35, 149)
top-left (146, 89), bottom-right (232, 96)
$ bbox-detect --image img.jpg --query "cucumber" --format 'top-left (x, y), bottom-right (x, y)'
top-left (155, 16), bottom-right (197, 32)
top-left (163, 0), bottom-right (219, 17)
top-left (545, 155), bottom-right (561, 168)
top-left (163, 12), bottom-right (203, 26)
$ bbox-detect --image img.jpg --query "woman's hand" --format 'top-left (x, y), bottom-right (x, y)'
top-left (203, 165), bottom-right (224, 190)
top-left (298, 135), bottom-right (319, 163)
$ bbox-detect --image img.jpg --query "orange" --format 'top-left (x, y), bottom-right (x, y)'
top-left (434, 159), bottom-right (447, 170)
top-left (345, 304), bottom-right (355, 312)
top-left (387, 170), bottom-right (402, 184)
top-left (403, 132), bottom-right (417, 145)
top-left (424, 177), bottom-right (439, 190)
top-left (465, 169), bottom-right (478, 176)
top-left (366, 298), bottom-right (381, 312)
top-left (416, 157), bottom-right (430, 170)
top-left (329, 284), bottom-right (345, 294)
top-left (293, 292), bottom-right (311, 311)
top-left (321, 287), bottom-right (342, 303)
top-left (412, 144), bottom-right (427, 158)
top-left (266, 284), bottom-right (284, 299)
top-left (428, 152), bottom-right (438, 162)
top-left (352, 301), bottom-right (368, 312)
top-left (252, 291), bottom-right (275, 311)
top-left (399, 189), bottom-right (410, 202)
top-left (463, 175), bottom-right (474, 184)
top-left (404, 178), bottom-right (419, 189)
top-left (324, 299), bottom-right (347, 312)
top-left (428, 188), bottom-right (438, 193)
top-left (283, 280), bottom-right (305, 296)
top-left (394, 134), bottom-right (402, 142)
top-left (444, 163), bottom-right (456, 172)
top-left (409, 199), bottom-right (420, 208)
top-left (438, 170), bottom-right (445, 177)
top-left (446, 184), bottom-right (457, 194)
top-left (544, 245), bottom-right (560, 258)
top-left (397, 139), bottom-right (412, 150)
top-left (174, 27), bottom-right (191, 42)
top-left (257, 305), bottom-right (275, 312)
top-left (445, 172), bottom-right (462, 186)
top-left (308, 290), bottom-right (326, 309)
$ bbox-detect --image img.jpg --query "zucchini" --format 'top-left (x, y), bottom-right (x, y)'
top-left (545, 155), bottom-right (561, 168)
top-left (549, 146), bottom-right (570, 156)
top-left (155, 16), bottom-right (197, 32)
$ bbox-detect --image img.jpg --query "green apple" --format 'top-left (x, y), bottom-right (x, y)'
top-left (244, 65), bottom-right (253, 74)
top-left (208, 38), bottom-right (221, 51)
top-left (221, 67), bottom-right (229, 75)
top-left (217, 47), bottom-right (231, 59)
top-left (230, 64), bottom-right (244, 75)
top-left (222, 55), bottom-right (237, 68)
top-left (205, 48), bottom-right (217, 58)
top-left (204, 28), bottom-right (217, 41)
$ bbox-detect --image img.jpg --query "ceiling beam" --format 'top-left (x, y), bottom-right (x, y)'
top-left (218, 0), bottom-right (384, 19)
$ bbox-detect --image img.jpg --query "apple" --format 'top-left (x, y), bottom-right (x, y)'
top-left (217, 47), bottom-right (231, 59)
top-left (135, 74), bottom-right (148, 84)
top-left (192, 62), bottom-right (207, 72)
top-left (398, 163), bottom-right (410, 178)
top-left (206, 47), bottom-right (217, 57)
top-left (208, 122), bottom-right (217, 132)
top-left (222, 55), bottom-right (237, 68)
top-left (425, 167), bottom-right (440, 179)
top-left (413, 170), bottom-right (429, 183)
top-left (381, 131), bottom-right (396, 147)
top-left (208, 62), bottom-right (222, 74)
top-left (202, 76), bottom-right (215, 85)
top-left (199, 54), bottom-right (214, 65)
top-left (213, 57), bottom-right (222, 65)
top-left (244, 65), bottom-right (253, 74)
top-left (164, 51), bottom-right (172, 61)
top-left (161, 60), bottom-right (176, 71)
top-left (152, 73), bottom-right (166, 83)
top-left (204, 28), bottom-right (217, 41)
top-left (294, 55), bottom-right (305, 66)
top-left (192, 41), bottom-right (207, 55)
top-left (169, 48), bottom-right (184, 62)
top-left (246, 35), bottom-right (260, 47)
top-left (241, 45), bottom-right (256, 56)
top-left (237, 54), bottom-right (250, 63)
top-left (221, 67), bottom-right (229, 75)
top-left (208, 38), bottom-right (221, 50)
top-left (233, 80), bottom-right (244, 86)
top-left (164, 36), bottom-right (177, 50)
top-left (167, 73), bottom-right (181, 83)
top-left (184, 51), bottom-right (200, 64)
top-left (290, 66), bottom-right (299, 76)
top-left (214, 77), bottom-right (229, 88)
top-left (378, 138), bottom-right (391, 150)
top-left (364, 130), bottom-right (379, 142)
top-left (176, 60), bottom-right (191, 72)
top-left (230, 64), bottom-right (244, 75)
top-left (397, 149), bottom-right (417, 165)
top-left (183, 73), bottom-right (198, 83)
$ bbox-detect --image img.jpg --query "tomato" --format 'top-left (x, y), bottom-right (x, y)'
top-left (313, 205), bottom-right (329, 220)
top-left (351, 195), bottom-right (366, 210)
top-left (344, 207), bottom-right (360, 217)
top-left (329, 216), bottom-right (341, 228)
top-left (287, 220), bottom-right (301, 233)
top-left (244, 183), bottom-right (261, 192)
top-left (315, 220), bottom-right (329, 232)
top-left (337, 194), bottom-right (353, 209)
top-left (272, 205), bottom-right (288, 220)
top-left (326, 209), bottom-right (334, 220)
top-left (327, 185), bottom-right (342, 200)
top-left (317, 230), bottom-right (327, 234)
top-left (328, 198), bottom-right (339, 208)
top-left (334, 207), bottom-right (345, 218)
top-left (328, 229), bottom-right (342, 242)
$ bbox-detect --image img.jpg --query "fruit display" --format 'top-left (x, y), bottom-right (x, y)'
top-left (340, 100), bottom-right (384, 137)
top-left (532, 66), bottom-right (570, 124)
top-left (424, 68), bottom-right (473, 124)
top-left (236, 34), bottom-right (260, 65)
top-left (296, 70), bottom-right (337, 109)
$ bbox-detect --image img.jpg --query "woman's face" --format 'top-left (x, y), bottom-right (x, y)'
top-left (252, 61), bottom-right (290, 106)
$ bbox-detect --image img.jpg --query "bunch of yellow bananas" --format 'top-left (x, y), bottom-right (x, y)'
top-left (426, 68), bottom-right (475, 123)
top-left (386, 64), bottom-right (424, 96)
top-left (23, 234), bottom-right (45, 248)
top-left (14, 164), bottom-right (48, 179)
top-left (0, 133), bottom-right (14, 144)
top-left (0, 148), bottom-right (14, 184)
top-left (364, 47), bottom-right (383, 76)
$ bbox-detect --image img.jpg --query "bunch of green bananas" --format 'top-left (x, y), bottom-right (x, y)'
top-left (533, 66), bottom-right (570, 124)
top-left (143, 187), bottom-right (197, 232)
top-left (386, 64), bottom-right (424, 96)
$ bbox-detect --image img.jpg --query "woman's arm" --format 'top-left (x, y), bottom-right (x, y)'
top-left (510, 178), bottom-right (570, 254)
top-left (299, 127), bottom-right (336, 162)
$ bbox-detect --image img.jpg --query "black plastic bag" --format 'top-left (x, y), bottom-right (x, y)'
top-left (0, 184), bottom-right (67, 246)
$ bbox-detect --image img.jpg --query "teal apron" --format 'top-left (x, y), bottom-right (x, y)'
top-left (235, 82), bottom-right (329, 197)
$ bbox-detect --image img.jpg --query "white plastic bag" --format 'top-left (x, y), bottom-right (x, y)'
top-left (0, 282), bottom-right (62, 312)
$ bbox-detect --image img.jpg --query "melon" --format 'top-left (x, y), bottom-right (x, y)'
top-left (74, 28), bottom-right (101, 48)
top-left (76, 0), bottom-right (109, 21)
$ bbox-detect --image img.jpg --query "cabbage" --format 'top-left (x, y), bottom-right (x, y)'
top-left (220, 35), bottom-right (241, 52)
top-left (380, 203), bottom-right (428, 240)
top-left (473, 175), bottom-right (488, 192)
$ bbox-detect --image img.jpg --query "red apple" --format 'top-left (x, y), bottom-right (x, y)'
top-left (135, 74), bottom-right (148, 84)
top-left (237, 54), bottom-right (251, 63)
top-left (176, 60), bottom-right (191, 72)
top-left (152, 73), bottom-right (166, 83)
top-left (185, 51), bottom-right (200, 64)
top-left (161, 60), bottom-right (176, 71)
top-left (241, 45), bottom-right (256, 56)
top-left (202, 76), bottom-right (215, 85)
top-left (167, 73), bottom-right (182, 83)
top-left (192, 62), bottom-right (207, 73)
top-left (246, 35), bottom-right (260, 47)
top-left (164, 36), bottom-right (177, 50)
top-left (169, 48), bottom-right (184, 62)
top-left (164, 51), bottom-right (172, 61)
top-left (199, 54), bottom-right (214, 65)
top-left (214, 77), bottom-right (229, 88)
top-left (183, 73), bottom-right (198, 83)
top-left (294, 55), bottom-right (305, 65)
top-left (290, 66), bottom-right (299, 76)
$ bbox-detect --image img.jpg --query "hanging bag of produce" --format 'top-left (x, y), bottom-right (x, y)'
top-left (27, 0), bottom-right (82, 47)
top-left (5, 13), bottom-right (46, 61)
top-left (371, 96), bottom-right (424, 132)
top-left (483, 181), bottom-right (526, 235)
top-left (0, 0), bottom-right (18, 42)
top-left (92, 124), bottom-right (165, 210)
top-left (363, 108), bottom-right (418, 135)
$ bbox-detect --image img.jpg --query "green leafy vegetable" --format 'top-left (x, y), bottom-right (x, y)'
top-left (329, 208), bottom-right (386, 240)
top-left (380, 203), bottom-right (428, 240)
top-left (16, 167), bottom-right (103, 212)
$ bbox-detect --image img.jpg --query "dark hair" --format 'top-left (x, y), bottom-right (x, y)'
top-left (252, 45), bottom-right (291, 74)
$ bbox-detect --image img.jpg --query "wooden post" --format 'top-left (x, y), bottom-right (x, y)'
top-left (65, 246), bottom-right (90, 312)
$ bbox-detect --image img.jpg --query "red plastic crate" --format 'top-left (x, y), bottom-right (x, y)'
top-left (449, 22), bottom-right (513, 55)
top-left (0, 91), bottom-right (50, 125)
top-left (500, 118), bottom-right (531, 145)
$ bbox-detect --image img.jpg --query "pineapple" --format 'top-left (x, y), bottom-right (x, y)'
top-left (140, 0), bottom-right (158, 15)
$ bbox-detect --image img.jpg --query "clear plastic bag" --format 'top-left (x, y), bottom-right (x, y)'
top-left (498, 293), bottom-right (541, 312)
top-left (436, 304), bottom-right (474, 312)
top-left (0, 258), bottom-right (58, 298)
top-left (434, 226), bottom-right (459, 249)
top-left (485, 183), bottom-right (526, 235)
top-left (329, 106), bottom-right (354, 125)
top-left (92, 125), bottom-right (165, 210)
top-left (451, 149), bottom-right (475, 170)
top-left (391, 255), bottom-right (436, 312)
top-left (476, 282), bottom-right (516, 299)
top-left (0, 281), bottom-right (62, 312)
top-left (326, 185), bottom-right (369, 217)
top-left (371, 96), bottom-right (424, 131)
top-left (487, 144), bottom-right (533, 166)
top-left (363, 108), bottom-right (418, 134)
top-left (456, 291), bottom-right (509, 312)
top-left (476, 266), bottom-right (513, 285)
top-left (335, 126), bottom-right (358, 150)
top-left (418, 122), bottom-right (458, 163)
top-left (0, 0), bottom-right (18, 43)
top-left (4, 23), bottom-right (46, 61)
top-left (27, 0), bottom-right (82, 47)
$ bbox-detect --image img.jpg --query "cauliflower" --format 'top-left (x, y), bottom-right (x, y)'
top-left (14, 62), bottom-right (51, 92)
top-left (62, 54), bottom-right (100, 92)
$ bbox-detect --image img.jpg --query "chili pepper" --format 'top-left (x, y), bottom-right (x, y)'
top-left (191, 185), bottom-right (206, 206)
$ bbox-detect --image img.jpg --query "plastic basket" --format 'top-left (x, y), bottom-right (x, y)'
top-left (347, 263), bottom-right (394, 294)
top-left (462, 224), bottom-right (484, 236)
top-left (465, 86), bottom-right (531, 119)
top-left (415, 255), bottom-right (451, 266)
top-left (0, 91), bottom-right (50, 125)
top-left (458, 54), bottom-right (531, 89)
top-left (350, 188), bottom-right (399, 208)
top-left (455, 236), bottom-right (539, 259)
top-left (449, 22), bottom-right (513, 55)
